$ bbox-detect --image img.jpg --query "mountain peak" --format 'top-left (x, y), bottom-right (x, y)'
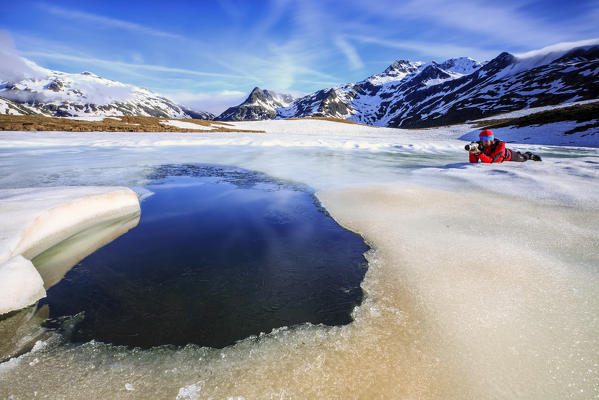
top-left (216, 87), bottom-right (296, 121)
top-left (245, 87), bottom-right (269, 105)
top-left (383, 59), bottom-right (421, 74)
top-left (366, 59), bottom-right (423, 85)
top-left (481, 52), bottom-right (517, 73)
top-left (437, 57), bottom-right (482, 75)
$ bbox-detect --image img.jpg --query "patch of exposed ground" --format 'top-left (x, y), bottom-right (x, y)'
top-left (0, 115), bottom-right (265, 133)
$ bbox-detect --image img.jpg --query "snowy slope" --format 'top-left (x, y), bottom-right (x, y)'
top-left (392, 45), bottom-right (599, 128)
top-left (0, 96), bottom-right (42, 116)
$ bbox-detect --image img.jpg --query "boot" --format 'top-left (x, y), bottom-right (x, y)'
top-left (525, 151), bottom-right (542, 161)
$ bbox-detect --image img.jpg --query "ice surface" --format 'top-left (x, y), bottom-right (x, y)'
top-left (0, 119), bottom-right (598, 398)
top-left (0, 186), bottom-right (140, 315)
top-left (317, 185), bottom-right (599, 399)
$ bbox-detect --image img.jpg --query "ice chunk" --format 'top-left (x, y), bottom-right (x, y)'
top-left (0, 256), bottom-right (45, 315)
top-left (33, 214), bottom-right (140, 290)
top-left (0, 186), bottom-right (140, 315)
top-left (176, 383), bottom-right (203, 400)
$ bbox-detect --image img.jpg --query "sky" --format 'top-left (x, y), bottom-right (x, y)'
top-left (1, 0), bottom-right (598, 114)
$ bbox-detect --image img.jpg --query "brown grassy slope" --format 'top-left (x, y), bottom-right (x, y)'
top-left (474, 101), bottom-right (599, 135)
top-left (0, 115), bottom-right (265, 133)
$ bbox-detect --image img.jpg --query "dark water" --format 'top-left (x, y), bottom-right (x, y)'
top-left (40, 165), bottom-right (369, 349)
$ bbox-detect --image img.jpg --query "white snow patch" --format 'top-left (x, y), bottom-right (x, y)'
top-left (64, 116), bottom-right (106, 122)
top-left (579, 67), bottom-right (599, 77)
top-left (0, 255), bottom-right (45, 315)
top-left (160, 120), bottom-right (214, 130)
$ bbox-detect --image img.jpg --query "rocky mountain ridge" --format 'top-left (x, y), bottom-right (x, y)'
top-left (217, 43), bottom-right (599, 128)
top-left (215, 87), bottom-right (295, 121)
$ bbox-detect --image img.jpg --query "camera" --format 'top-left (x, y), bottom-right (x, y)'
top-left (464, 142), bottom-right (480, 152)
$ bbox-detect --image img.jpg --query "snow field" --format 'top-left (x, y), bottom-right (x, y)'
top-left (0, 119), bottom-right (598, 399)
top-left (159, 119), bottom-right (214, 130)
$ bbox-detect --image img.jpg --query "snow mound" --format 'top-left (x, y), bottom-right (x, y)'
top-left (160, 120), bottom-right (214, 130)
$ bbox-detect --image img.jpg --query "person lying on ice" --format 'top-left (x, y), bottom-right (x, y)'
top-left (467, 129), bottom-right (542, 163)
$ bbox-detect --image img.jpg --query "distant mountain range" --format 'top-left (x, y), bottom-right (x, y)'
top-left (0, 61), bottom-right (214, 119)
top-left (217, 43), bottom-right (599, 128)
top-left (2, 41), bottom-right (598, 127)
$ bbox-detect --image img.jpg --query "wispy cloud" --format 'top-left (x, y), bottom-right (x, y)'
top-left (348, 35), bottom-right (499, 62)
top-left (0, 31), bottom-right (45, 81)
top-left (334, 36), bottom-right (365, 70)
top-left (37, 3), bottom-right (185, 40)
top-left (22, 51), bottom-right (248, 80)
top-left (514, 38), bottom-right (599, 58)
top-left (345, 0), bottom-right (586, 49)
top-left (9, 0), bottom-right (597, 101)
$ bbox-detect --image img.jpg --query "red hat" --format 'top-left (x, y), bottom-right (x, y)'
top-left (479, 129), bottom-right (494, 140)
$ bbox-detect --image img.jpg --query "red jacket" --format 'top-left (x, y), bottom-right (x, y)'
top-left (469, 139), bottom-right (511, 163)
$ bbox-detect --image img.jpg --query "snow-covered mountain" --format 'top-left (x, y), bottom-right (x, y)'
top-left (0, 61), bottom-right (214, 119)
top-left (387, 45), bottom-right (599, 128)
top-left (219, 56), bottom-right (483, 123)
top-left (216, 87), bottom-right (295, 121)
top-left (220, 42), bottom-right (598, 128)
top-left (273, 57), bottom-right (483, 122)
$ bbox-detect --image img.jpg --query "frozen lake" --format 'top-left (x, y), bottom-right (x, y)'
top-left (39, 165), bottom-right (368, 349)
top-left (1, 121), bottom-right (598, 399)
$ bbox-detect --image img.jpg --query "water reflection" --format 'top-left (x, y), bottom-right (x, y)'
top-left (40, 164), bottom-right (369, 349)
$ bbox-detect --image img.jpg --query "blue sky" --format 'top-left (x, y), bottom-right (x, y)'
top-left (1, 0), bottom-right (598, 114)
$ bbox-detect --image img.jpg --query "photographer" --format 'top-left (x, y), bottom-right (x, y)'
top-left (467, 130), bottom-right (542, 163)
